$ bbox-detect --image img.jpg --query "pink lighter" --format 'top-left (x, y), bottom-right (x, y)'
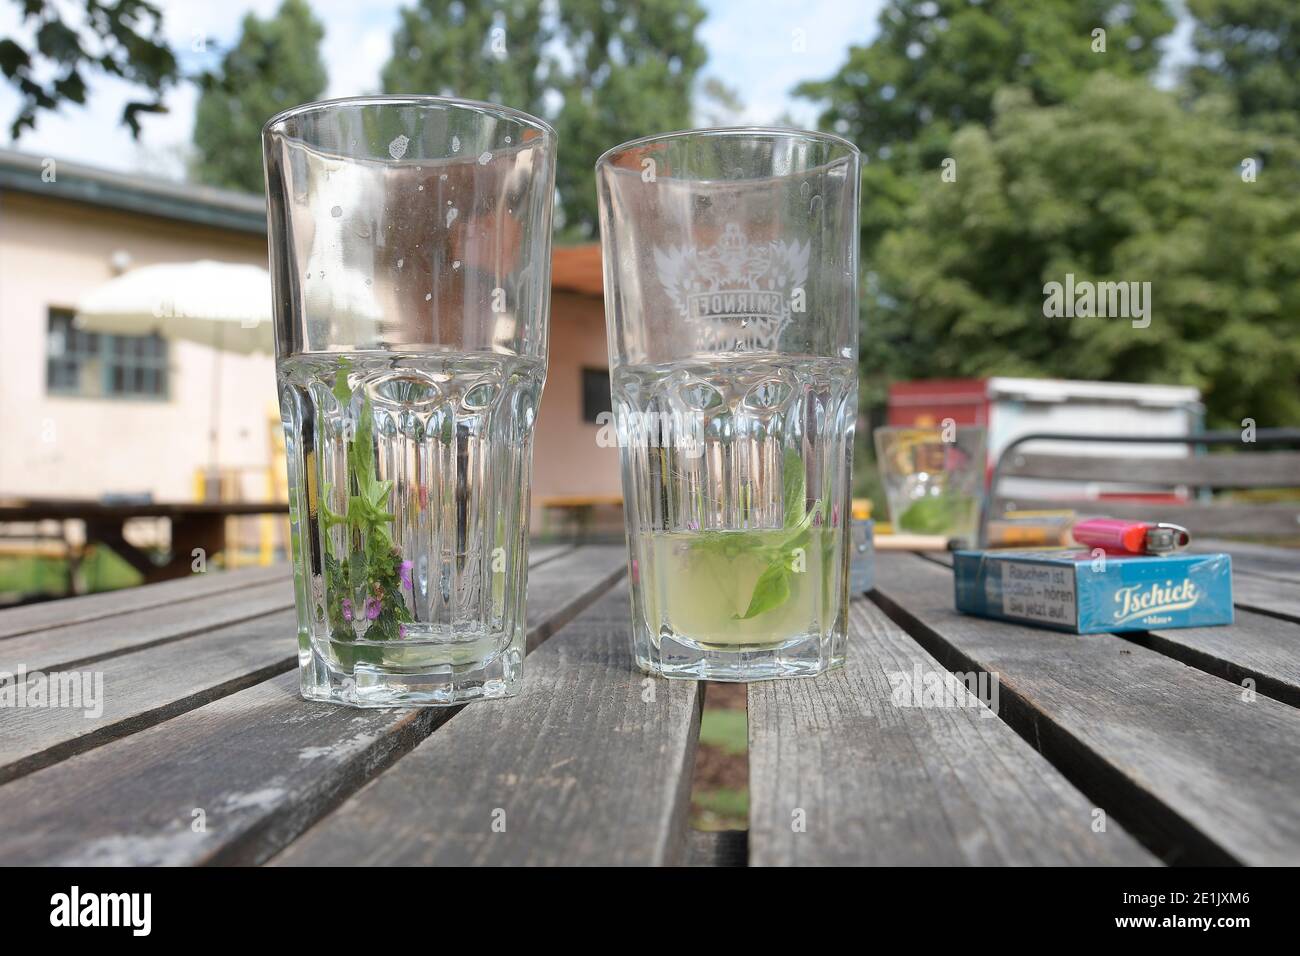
top-left (1072, 518), bottom-right (1190, 556)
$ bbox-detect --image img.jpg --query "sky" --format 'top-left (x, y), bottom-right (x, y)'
top-left (0, 0), bottom-right (884, 181)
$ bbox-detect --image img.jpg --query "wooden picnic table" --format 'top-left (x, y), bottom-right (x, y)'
top-left (0, 497), bottom-right (290, 586)
top-left (0, 539), bottom-right (1296, 866)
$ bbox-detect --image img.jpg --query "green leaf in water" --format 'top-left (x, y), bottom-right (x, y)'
top-left (332, 357), bottom-right (353, 405)
top-left (734, 555), bottom-right (793, 620)
top-left (715, 448), bottom-right (823, 620)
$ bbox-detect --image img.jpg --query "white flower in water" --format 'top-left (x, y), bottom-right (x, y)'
top-left (478, 151), bottom-right (492, 165)
top-left (388, 134), bottom-right (410, 160)
top-left (446, 207), bottom-right (458, 227)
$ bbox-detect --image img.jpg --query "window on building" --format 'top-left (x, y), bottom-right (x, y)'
top-left (46, 308), bottom-right (168, 399)
top-left (581, 367), bottom-right (612, 424)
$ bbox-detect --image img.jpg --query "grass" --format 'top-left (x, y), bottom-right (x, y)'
top-left (0, 548), bottom-right (142, 599)
top-left (699, 707), bottom-right (747, 755)
top-left (693, 787), bottom-right (748, 828)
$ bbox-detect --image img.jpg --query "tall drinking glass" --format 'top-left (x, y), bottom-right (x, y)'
top-left (264, 97), bottom-right (556, 707)
top-left (596, 128), bottom-right (860, 681)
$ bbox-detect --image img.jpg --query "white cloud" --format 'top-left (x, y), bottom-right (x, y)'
top-left (698, 0), bottom-right (881, 125)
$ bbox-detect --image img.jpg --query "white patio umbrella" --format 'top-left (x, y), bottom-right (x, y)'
top-left (74, 260), bottom-right (275, 354)
top-left (75, 260), bottom-right (275, 478)
top-left (75, 259), bottom-right (385, 476)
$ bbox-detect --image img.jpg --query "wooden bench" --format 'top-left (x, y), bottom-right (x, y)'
top-left (0, 540), bottom-right (1298, 865)
top-left (0, 498), bottom-right (291, 591)
top-left (983, 428), bottom-right (1300, 544)
top-left (538, 494), bottom-right (623, 541)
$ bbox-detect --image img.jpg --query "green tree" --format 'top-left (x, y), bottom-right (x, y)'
top-left (797, 1), bottom-right (1177, 256)
top-left (550, 0), bottom-right (706, 237)
top-left (798, 0), bottom-right (1175, 163)
top-left (382, 0), bottom-right (549, 115)
top-left (0, 0), bottom-right (178, 139)
top-left (191, 0), bottom-right (326, 194)
top-left (867, 75), bottom-right (1300, 425)
top-left (382, 0), bottom-right (706, 238)
top-left (1185, 0), bottom-right (1300, 132)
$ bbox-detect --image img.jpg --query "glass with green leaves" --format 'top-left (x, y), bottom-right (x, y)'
top-left (596, 128), bottom-right (860, 680)
top-left (264, 97), bottom-right (556, 706)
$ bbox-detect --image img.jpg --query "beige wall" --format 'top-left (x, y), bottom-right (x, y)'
top-left (0, 192), bottom-right (619, 520)
top-left (0, 192), bottom-right (276, 502)
top-left (532, 290), bottom-right (622, 514)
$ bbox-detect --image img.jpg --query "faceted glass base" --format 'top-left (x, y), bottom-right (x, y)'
top-left (633, 626), bottom-right (845, 682)
top-left (298, 641), bottom-right (522, 708)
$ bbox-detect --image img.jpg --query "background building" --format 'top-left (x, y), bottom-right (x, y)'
top-left (0, 148), bottom-right (622, 556)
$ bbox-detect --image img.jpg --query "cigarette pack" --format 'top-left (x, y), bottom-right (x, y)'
top-left (850, 519), bottom-right (874, 593)
top-left (952, 549), bottom-right (1233, 633)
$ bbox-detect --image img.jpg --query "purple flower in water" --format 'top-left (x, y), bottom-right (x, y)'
top-left (341, 598), bottom-right (354, 622)
top-left (400, 559), bottom-right (414, 590)
top-left (398, 624), bottom-right (407, 639)
top-left (365, 597), bottom-right (382, 621)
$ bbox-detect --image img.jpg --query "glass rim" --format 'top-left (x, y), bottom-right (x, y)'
top-left (262, 94), bottom-right (557, 143)
top-left (594, 125), bottom-right (859, 172)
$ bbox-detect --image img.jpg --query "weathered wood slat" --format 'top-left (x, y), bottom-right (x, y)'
top-left (994, 498), bottom-right (1300, 538)
top-left (748, 598), bottom-right (1156, 866)
top-left (0, 564), bottom-right (290, 640)
top-left (872, 554), bottom-right (1300, 865)
top-left (0, 579), bottom-right (294, 677)
top-left (0, 546), bottom-right (626, 865)
top-left (1127, 610), bottom-right (1300, 709)
top-left (924, 548), bottom-right (1300, 701)
top-left (271, 580), bottom-right (703, 867)
top-left (1000, 451), bottom-right (1300, 488)
top-left (1231, 571), bottom-right (1300, 623)
top-left (1196, 540), bottom-right (1300, 584)
top-left (527, 543), bottom-right (575, 568)
top-left (0, 609), bottom-right (297, 784)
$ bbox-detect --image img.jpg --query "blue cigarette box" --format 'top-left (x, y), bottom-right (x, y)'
top-left (953, 549), bottom-right (1233, 633)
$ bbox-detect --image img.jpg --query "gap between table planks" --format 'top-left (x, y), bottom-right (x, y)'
top-left (871, 552), bottom-right (1300, 865)
top-left (922, 547), bottom-right (1300, 708)
top-left (0, 564), bottom-right (289, 641)
top-left (271, 580), bottom-right (704, 867)
top-left (747, 597), bottom-right (1156, 866)
top-left (0, 544), bottom-right (624, 865)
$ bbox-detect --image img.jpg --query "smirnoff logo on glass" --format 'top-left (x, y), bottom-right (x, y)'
top-left (655, 223), bottom-right (809, 352)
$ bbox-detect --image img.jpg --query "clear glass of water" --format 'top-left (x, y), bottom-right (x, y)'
top-left (873, 425), bottom-right (987, 545)
top-left (595, 128), bottom-right (860, 681)
top-left (264, 97), bottom-right (555, 707)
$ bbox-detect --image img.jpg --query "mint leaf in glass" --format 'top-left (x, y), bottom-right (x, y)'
top-left (735, 555), bottom-right (793, 620)
top-left (720, 448), bottom-right (822, 620)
